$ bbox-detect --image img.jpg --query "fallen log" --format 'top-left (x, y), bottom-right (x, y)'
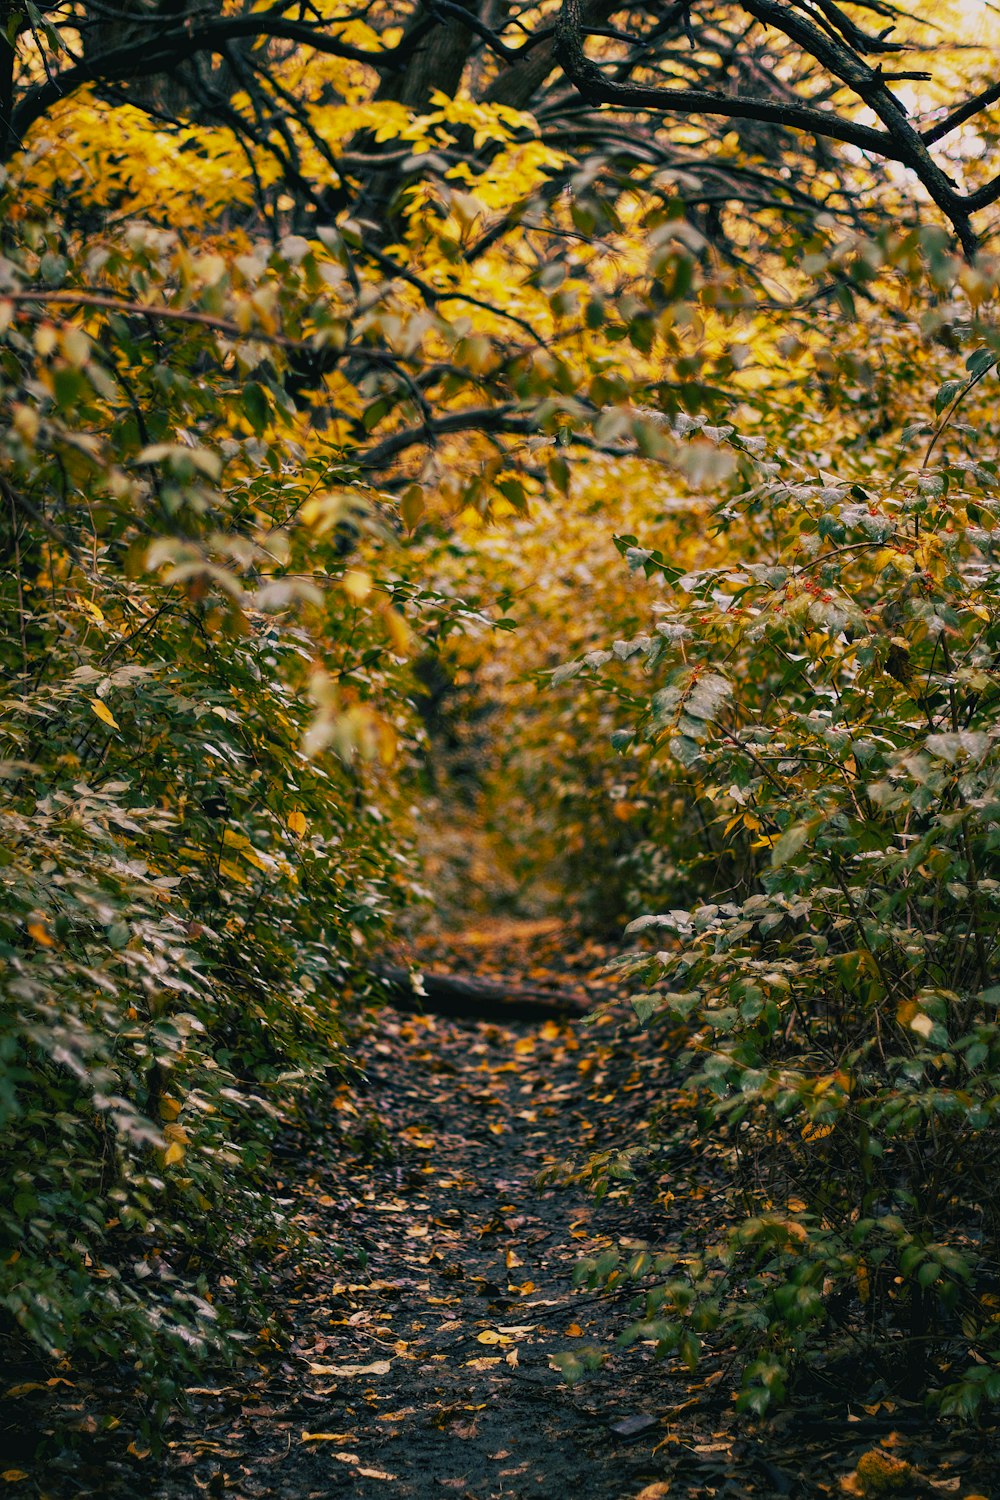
top-left (375, 964), bottom-right (590, 1023)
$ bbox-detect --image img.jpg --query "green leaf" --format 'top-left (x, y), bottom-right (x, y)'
top-left (631, 995), bottom-right (661, 1025)
top-left (770, 817), bottom-right (820, 869)
top-left (242, 382), bottom-right (270, 436)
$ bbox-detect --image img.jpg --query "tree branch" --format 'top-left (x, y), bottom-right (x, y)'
top-left (8, 7), bottom-right (391, 157)
top-left (358, 404), bottom-right (533, 469)
top-left (554, 0), bottom-right (899, 158)
top-left (923, 81), bottom-right (1000, 146)
top-left (0, 288), bottom-right (311, 349)
top-left (554, 0), bottom-right (981, 257)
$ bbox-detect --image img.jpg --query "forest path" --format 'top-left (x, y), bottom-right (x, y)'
top-left (19, 921), bottom-right (991, 1499)
top-left (171, 917), bottom-right (721, 1500)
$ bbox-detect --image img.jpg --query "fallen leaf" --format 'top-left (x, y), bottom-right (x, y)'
top-left (331, 1455), bottom-right (397, 1480)
top-left (307, 1359), bottom-right (391, 1377)
top-left (2, 1474), bottom-right (29, 1485)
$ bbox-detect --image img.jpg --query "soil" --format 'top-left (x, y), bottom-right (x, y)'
top-left (3, 920), bottom-right (998, 1499)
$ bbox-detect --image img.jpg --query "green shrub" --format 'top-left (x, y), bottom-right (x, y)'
top-left (567, 239), bottom-right (1000, 1415)
top-left (0, 208), bottom-right (433, 1398)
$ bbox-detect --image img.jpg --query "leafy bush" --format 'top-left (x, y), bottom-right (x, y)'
top-left (0, 203), bottom-right (435, 1397)
top-left (566, 237), bottom-right (1000, 1415)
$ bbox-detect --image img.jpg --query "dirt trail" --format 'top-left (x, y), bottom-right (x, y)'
top-left (11, 922), bottom-right (997, 1499)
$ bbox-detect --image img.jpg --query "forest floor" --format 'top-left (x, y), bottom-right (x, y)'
top-left (5, 919), bottom-right (999, 1499)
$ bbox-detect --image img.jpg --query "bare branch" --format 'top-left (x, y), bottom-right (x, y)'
top-left (923, 81), bottom-right (1000, 146)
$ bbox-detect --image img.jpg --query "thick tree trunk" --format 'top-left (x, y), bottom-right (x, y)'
top-left (376, 965), bottom-right (590, 1023)
top-left (374, 2), bottom-right (478, 112)
top-left (84, 0), bottom-right (250, 122)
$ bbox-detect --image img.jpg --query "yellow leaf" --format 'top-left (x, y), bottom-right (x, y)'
top-left (163, 1141), bottom-right (185, 1166)
top-left (287, 810), bottom-right (307, 837)
top-left (565, 1323), bottom-right (583, 1337)
top-left (301, 1432), bottom-right (353, 1443)
top-left (400, 485), bottom-right (424, 529)
top-left (27, 921), bottom-right (53, 947)
top-left (896, 998), bottom-right (917, 1027)
top-left (2, 1472), bottom-right (29, 1483)
top-left (90, 698), bottom-right (119, 729)
top-left (383, 606), bottom-right (412, 655)
top-left (476, 1330), bottom-right (502, 1345)
top-left (343, 569), bottom-right (372, 603)
top-left (308, 1359), bottom-right (391, 1377)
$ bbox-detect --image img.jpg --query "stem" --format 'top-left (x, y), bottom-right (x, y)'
top-left (923, 361), bottom-right (996, 470)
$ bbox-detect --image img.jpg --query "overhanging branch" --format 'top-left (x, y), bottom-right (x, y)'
top-left (8, 6), bottom-right (392, 157)
top-left (553, 0), bottom-right (983, 257)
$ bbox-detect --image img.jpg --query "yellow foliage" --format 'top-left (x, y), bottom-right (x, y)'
top-left (853, 1449), bottom-right (914, 1496)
